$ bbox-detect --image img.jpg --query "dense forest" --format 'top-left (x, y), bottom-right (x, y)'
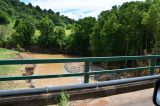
top-left (0, 0), bottom-right (160, 57)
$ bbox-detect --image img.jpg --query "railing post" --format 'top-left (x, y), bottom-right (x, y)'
top-left (150, 57), bottom-right (157, 75)
top-left (84, 62), bottom-right (89, 83)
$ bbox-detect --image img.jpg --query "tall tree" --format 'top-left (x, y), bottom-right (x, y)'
top-left (54, 26), bottom-right (66, 49)
top-left (70, 17), bottom-right (96, 56)
top-left (12, 20), bottom-right (35, 48)
top-left (38, 17), bottom-right (55, 49)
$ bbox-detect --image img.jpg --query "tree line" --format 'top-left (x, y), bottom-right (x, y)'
top-left (70, 0), bottom-right (160, 56)
top-left (0, 0), bottom-right (160, 57)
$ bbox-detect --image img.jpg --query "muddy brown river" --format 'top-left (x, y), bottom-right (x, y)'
top-left (21, 52), bottom-right (85, 88)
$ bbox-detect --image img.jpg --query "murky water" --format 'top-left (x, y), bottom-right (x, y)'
top-left (0, 52), bottom-right (95, 89)
top-left (21, 53), bottom-right (83, 88)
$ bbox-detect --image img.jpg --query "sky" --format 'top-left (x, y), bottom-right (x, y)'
top-left (21, 0), bottom-right (145, 20)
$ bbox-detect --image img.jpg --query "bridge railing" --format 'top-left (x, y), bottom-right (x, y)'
top-left (0, 55), bottom-right (160, 83)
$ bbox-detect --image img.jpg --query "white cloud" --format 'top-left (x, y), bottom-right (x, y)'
top-left (27, 0), bottom-right (145, 20)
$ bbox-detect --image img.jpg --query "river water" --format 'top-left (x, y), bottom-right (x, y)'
top-left (21, 52), bottom-right (87, 88)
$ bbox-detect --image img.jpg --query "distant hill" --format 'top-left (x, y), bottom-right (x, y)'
top-left (0, 0), bottom-right (75, 25)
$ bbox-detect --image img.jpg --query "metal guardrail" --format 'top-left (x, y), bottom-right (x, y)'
top-left (0, 55), bottom-right (159, 83)
top-left (0, 74), bottom-right (159, 96)
top-left (0, 55), bottom-right (160, 97)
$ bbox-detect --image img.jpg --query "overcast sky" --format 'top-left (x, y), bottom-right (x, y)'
top-left (21, 0), bottom-right (145, 20)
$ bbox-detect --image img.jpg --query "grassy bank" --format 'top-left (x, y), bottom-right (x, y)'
top-left (0, 48), bottom-right (27, 90)
top-left (0, 48), bottom-right (23, 75)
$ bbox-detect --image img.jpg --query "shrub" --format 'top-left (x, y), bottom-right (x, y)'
top-left (59, 92), bottom-right (70, 106)
top-left (0, 11), bottom-right (10, 24)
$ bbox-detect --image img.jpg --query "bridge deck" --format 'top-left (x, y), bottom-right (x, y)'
top-left (71, 88), bottom-right (154, 106)
top-left (0, 79), bottom-right (155, 106)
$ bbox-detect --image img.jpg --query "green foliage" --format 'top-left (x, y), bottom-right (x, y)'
top-left (0, 0), bottom-right (9, 11)
top-left (1, 0), bottom-right (160, 58)
top-left (66, 24), bottom-right (73, 30)
top-left (0, 0), bottom-right (74, 51)
top-left (54, 26), bottom-right (66, 48)
top-left (34, 30), bottom-right (41, 37)
top-left (37, 17), bottom-right (55, 48)
top-left (69, 17), bottom-right (96, 56)
top-left (0, 23), bottom-right (15, 47)
top-left (7, 8), bottom-right (14, 16)
top-left (16, 44), bottom-right (25, 52)
top-left (59, 92), bottom-right (69, 106)
top-left (12, 19), bottom-right (35, 48)
top-left (90, 1), bottom-right (160, 57)
top-left (142, 0), bottom-right (160, 51)
top-left (65, 30), bottom-right (71, 36)
top-left (0, 11), bottom-right (10, 25)
top-left (37, 17), bottom-right (67, 50)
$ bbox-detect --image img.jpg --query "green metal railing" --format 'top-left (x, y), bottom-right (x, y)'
top-left (0, 55), bottom-right (160, 83)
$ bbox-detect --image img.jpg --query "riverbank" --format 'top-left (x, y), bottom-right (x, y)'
top-left (0, 48), bottom-right (28, 90)
top-left (64, 62), bottom-right (122, 81)
top-left (0, 48), bottom-right (97, 89)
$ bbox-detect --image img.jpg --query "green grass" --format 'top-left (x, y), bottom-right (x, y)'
top-left (0, 48), bottom-right (23, 75)
top-left (0, 48), bottom-right (18, 57)
top-left (0, 48), bottom-right (27, 90)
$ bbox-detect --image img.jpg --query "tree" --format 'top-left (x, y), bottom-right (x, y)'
top-left (35, 5), bottom-right (42, 12)
top-left (90, 10), bottom-right (110, 56)
top-left (37, 17), bottom-right (55, 49)
top-left (54, 26), bottom-right (66, 49)
top-left (28, 3), bottom-right (33, 8)
top-left (12, 20), bottom-right (35, 48)
top-left (141, 0), bottom-right (160, 54)
top-left (69, 17), bottom-right (96, 56)
top-left (101, 13), bottom-right (125, 56)
top-left (0, 11), bottom-right (10, 24)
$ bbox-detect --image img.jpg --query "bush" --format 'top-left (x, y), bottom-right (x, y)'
top-left (12, 20), bottom-right (35, 48)
top-left (16, 44), bottom-right (25, 52)
top-left (0, 11), bottom-right (10, 24)
top-left (59, 92), bottom-right (70, 106)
